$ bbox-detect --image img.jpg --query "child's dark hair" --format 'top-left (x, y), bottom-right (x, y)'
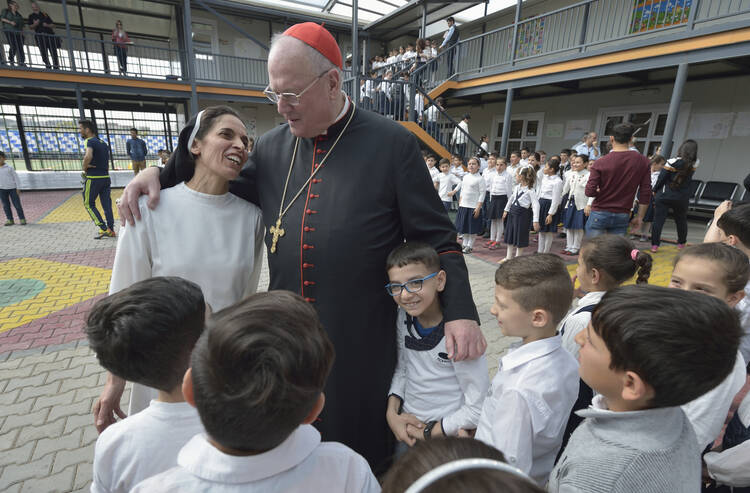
top-left (576, 154), bottom-right (589, 164)
top-left (612, 122), bottom-right (635, 144)
top-left (717, 203), bottom-right (750, 247)
top-left (546, 157), bottom-right (560, 173)
top-left (675, 243), bottom-right (750, 293)
top-left (85, 277), bottom-right (205, 392)
top-left (591, 285), bottom-right (742, 408)
top-left (495, 254), bottom-right (574, 326)
top-left (517, 166), bottom-right (536, 188)
top-left (580, 235), bottom-right (652, 286)
top-left (190, 291), bottom-right (334, 452)
top-left (381, 437), bottom-right (544, 493)
top-left (561, 148), bottom-right (572, 156)
top-left (649, 155), bottom-right (666, 167)
top-left (438, 157), bottom-right (450, 166)
top-left (386, 242), bottom-right (440, 272)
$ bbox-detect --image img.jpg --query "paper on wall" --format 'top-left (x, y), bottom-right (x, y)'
top-left (731, 112), bottom-right (750, 137)
top-left (564, 120), bottom-right (591, 140)
top-left (687, 113), bottom-right (733, 139)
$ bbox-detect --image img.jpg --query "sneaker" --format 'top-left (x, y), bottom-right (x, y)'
top-left (94, 229), bottom-right (109, 239)
top-left (462, 246), bottom-right (473, 254)
top-left (19, 219), bottom-right (26, 225)
top-left (104, 228), bottom-right (117, 238)
top-left (4, 220), bottom-right (13, 226)
top-left (650, 245), bottom-right (659, 253)
top-left (677, 243), bottom-right (685, 250)
top-left (488, 242), bottom-right (498, 250)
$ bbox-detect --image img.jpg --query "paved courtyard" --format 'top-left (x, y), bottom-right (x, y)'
top-left (0, 189), bottom-right (694, 492)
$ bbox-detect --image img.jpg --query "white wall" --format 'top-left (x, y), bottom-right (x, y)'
top-left (445, 75), bottom-right (750, 185)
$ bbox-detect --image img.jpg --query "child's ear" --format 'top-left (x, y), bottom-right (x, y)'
top-left (621, 370), bottom-right (654, 404)
top-left (590, 267), bottom-right (602, 286)
top-left (302, 393), bottom-right (325, 425)
top-left (436, 269), bottom-right (447, 292)
top-left (726, 289), bottom-right (745, 309)
top-left (531, 308), bottom-right (550, 328)
top-left (182, 368), bottom-right (196, 408)
top-left (725, 234), bottom-right (739, 247)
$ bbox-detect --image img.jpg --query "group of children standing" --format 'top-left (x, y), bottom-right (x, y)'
top-left (84, 198), bottom-right (750, 492)
top-left (428, 146), bottom-right (597, 259)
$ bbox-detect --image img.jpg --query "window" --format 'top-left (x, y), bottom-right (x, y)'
top-left (491, 112), bottom-right (545, 155)
top-left (596, 103), bottom-right (691, 157)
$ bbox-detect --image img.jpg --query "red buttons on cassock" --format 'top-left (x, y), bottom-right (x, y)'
top-left (312, 178), bottom-right (322, 183)
top-left (305, 297), bottom-right (316, 303)
top-left (306, 209), bottom-right (318, 215)
top-left (304, 281), bottom-right (316, 286)
top-left (316, 149), bottom-right (325, 154)
top-left (303, 226), bottom-right (316, 232)
top-left (302, 263), bottom-right (315, 269)
top-left (302, 244), bottom-right (315, 250)
top-left (309, 194), bottom-right (319, 199)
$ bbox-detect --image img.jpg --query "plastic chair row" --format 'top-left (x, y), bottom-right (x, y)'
top-left (687, 180), bottom-right (746, 214)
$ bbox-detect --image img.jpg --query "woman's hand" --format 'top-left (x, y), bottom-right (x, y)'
top-left (533, 221), bottom-right (541, 232)
top-left (502, 211), bottom-right (507, 220)
top-left (545, 214), bottom-right (553, 225)
top-left (93, 374), bottom-right (127, 433)
top-left (473, 206), bottom-right (481, 218)
top-left (584, 205), bottom-right (591, 217)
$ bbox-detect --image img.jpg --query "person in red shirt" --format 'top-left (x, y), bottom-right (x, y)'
top-left (584, 122), bottom-right (651, 237)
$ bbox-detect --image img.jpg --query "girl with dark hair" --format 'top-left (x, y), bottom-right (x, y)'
top-left (650, 139), bottom-right (698, 251)
top-left (95, 106), bottom-right (264, 427)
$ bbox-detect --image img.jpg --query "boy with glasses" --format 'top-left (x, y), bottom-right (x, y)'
top-left (384, 242), bottom-right (488, 456)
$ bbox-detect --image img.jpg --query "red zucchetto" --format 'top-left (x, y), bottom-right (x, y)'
top-left (282, 22), bottom-right (343, 69)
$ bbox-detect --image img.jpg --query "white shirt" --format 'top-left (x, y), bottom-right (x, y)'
top-left (704, 391), bottom-right (750, 486)
top-left (557, 290), bottom-right (606, 359)
top-left (91, 401), bottom-right (204, 493)
top-left (131, 426), bottom-right (380, 493)
top-left (736, 278), bottom-right (750, 364)
top-left (505, 185), bottom-right (541, 223)
top-left (562, 169), bottom-right (590, 211)
top-left (454, 172), bottom-right (486, 208)
top-left (389, 309), bottom-right (489, 435)
top-left (451, 120), bottom-right (469, 145)
top-left (0, 164), bottom-right (20, 189)
top-left (538, 174), bottom-right (563, 216)
top-left (110, 183), bottom-right (264, 414)
top-left (682, 351), bottom-right (746, 450)
top-left (507, 164), bottom-right (520, 184)
top-left (490, 169), bottom-right (514, 196)
top-left (424, 104), bottom-right (440, 123)
top-left (482, 168), bottom-right (497, 192)
top-left (480, 141), bottom-right (489, 152)
top-left (574, 142), bottom-right (599, 161)
top-left (402, 50), bottom-right (416, 61)
top-left (435, 172), bottom-right (461, 202)
top-left (450, 165), bottom-right (466, 179)
top-left (428, 166), bottom-right (440, 181)
top-left (475, 336), bottom-right (579, 484)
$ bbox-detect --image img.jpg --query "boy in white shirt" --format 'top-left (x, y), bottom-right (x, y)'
top-left (473, 254), bottom-right (578, 485)
top-left (132, 291), bottom-right (379, 493)
top-left (87, 277), bottom-right (207, 493)
top-left (425, 154), bottom-right (440, 181)
top-left (385, 242), bottom-right (488, 455)
top-left (435, 158), bottom-right (460, 212)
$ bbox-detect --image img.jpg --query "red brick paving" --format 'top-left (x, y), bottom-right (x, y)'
top-left (12, 190), bottom-right (77, 223)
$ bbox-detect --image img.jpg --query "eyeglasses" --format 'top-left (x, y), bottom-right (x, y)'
top-left (263, 70), bottom-right (329, 106)
top-left (385, 272), bottom-right (439, 296)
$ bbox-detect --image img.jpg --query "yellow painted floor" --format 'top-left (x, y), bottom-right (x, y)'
top-left (40, 189), bottom-right (123, 224)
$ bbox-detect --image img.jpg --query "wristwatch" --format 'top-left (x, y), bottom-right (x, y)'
top-left (423, 420), bottom-right (438, 439)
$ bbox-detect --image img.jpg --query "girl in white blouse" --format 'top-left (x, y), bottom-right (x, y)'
top-left (487, 157), bottom-right (514, 250)
top-left (537, 159), bottom-right (564, 254)
top-left (503, 167), bottom-right (540, 260)
top-left (561, 155), bottom-right (591, 255)
top-left (449, 157), bottom-right (486, 253)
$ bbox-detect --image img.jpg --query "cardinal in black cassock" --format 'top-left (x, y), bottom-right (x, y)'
top-left (161, 23), bottom-right (479, 472)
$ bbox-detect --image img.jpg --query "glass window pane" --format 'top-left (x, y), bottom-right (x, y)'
top-left (507, 141), bottom-right (521, 155)
top-left (654, 114), bottom-right (668, 136)
top-left (525, 121), bottom-right (538, 137)
top-left (497, 122), bottom-right (503, 138)
top-left (628, 112), bottom-right (651, 139)
top-left (509, 120), bottom-right (523, 139)
top-left (522, 141), bottom-right (536, 152)
top-left (647, 141), bottom-right (662, 156)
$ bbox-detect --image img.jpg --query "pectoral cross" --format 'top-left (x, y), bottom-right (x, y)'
top-left (269, 217), bottom-right (285, 254)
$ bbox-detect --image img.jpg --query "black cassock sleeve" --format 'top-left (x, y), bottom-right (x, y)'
top-left (394, 132), bottom-right (480, 325)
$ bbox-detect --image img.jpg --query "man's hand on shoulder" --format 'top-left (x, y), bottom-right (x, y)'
top-left (444, 319), bottom-right (486, 361)
top-left (118, 167), bottom-right (161, 226)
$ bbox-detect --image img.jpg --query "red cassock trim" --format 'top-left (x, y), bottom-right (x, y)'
top-left (439, 250), bottom-right (463, 255)
top-left (300, 142), bottom-right (320, 297)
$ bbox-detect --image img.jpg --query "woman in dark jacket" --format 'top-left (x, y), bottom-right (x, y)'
top-left (650, 139), bottom-right (698, 252)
